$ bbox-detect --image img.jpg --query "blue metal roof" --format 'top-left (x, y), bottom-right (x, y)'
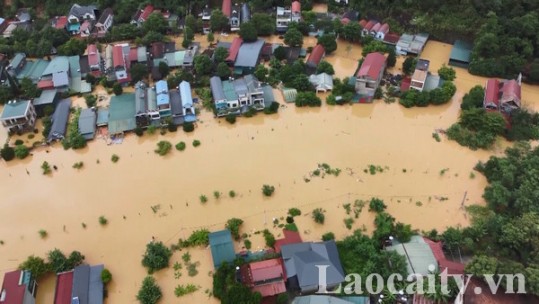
top-left (155, 80), bottom-right (168, 94)
top-left (209, 230), bottom-right (236, 269)
top-left (179, 81), bottom-right (193, 107)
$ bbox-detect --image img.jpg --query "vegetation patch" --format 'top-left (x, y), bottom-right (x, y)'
top-left (174, 284), bottom-right (199, 297)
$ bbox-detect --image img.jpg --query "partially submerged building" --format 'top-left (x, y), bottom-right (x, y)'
top-left (179, 81), bottom-right (196, 122)
top-left (396, 33), bottom-right (429, 56)
top-left (385, 235), bottom-right (438, 278)
top-left (0, 270), bottom-right (37, 304)
top-left (47, 99), bottom-right (71, 143)
top-left (306, 44), bottom-right (325, 73)
top-left (33, 89), bottom-right (59, 117)
top-left (78, 108), bottom-right (97, 140)
top-left (53, 264), bottom-right (104, 304)
top-left (108, 93), bottom-right (136, 134)
top-left (355, 52), bottom-right (386, 102)
top-left (276, 6), bottom-right (292, 32)
top-left (234, 39), bottom-right (265, 75)
top-left (309, 73), bottom-right (333, 92)
top-left (210, 75), bottom-right (266, 116)
top-left (209, 230), bottom-right (236, 269)
top-left (240, 258), bottom-right (286, 298)
top-left (484, 76), bottom-right (522, 114)
top-left (155, 80), bottom-right (171, 118)
top-left (448, 40), bottom-right (472, 68)
top-left (0, 99), bottom-right (37, 133)
top-left (410, 59), bottom-right (430, 92)
top-left (281, 241), bottom-right (345, 293)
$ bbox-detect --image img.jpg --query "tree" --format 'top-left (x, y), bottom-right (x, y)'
top-left (158, 62), bottom-right (170, 78)
top-left (361, 40), bottom-right (388, 57)
top-left (262, 184), bottom-right (275, 196)
top-left (438, 64), bottom-right (456, 81)
top-left (137, 276), bottom-right (162, 304)
top-left (225, 218), bottom-right (244, 241)
top-left (312, 208), bottom-right (326, 224)
top-left (317, 34), bottom-right (337, 54)
top-left (154, 141), bottom-right (172, 156)
top-left (368, 198), bottom-right (387, 213)
top-left (0, 144), bottom-right (15, 161)
top-left (295, 91), bottom-right (321, 107)
top-left (284, 27), bottom-right (303, 47)
top-left (47, 249), bottom-right (85, 273)
top-left (101, 268), bottom-right (112, 284)
top-left (183, 122), bottom-right (195, 132)
top-left (207, 32), bottom-right (215, 44)
top-left (142, 241), bottom-right (173, 274)
top-left (239, 21), bottom-right (257, 42)
top-left (185, 15), bottom-right (197, 32)
top-left (341, 22), bottom-right (361, 42)
top-left (402, 57), bottom-right (417, 75)
top-left (182, 27), bottom-right (194, 48)
top-left (273, 46), bottom-right (286, 61)
top-left (461, 85), bottom-right (485, 110)
top-left (141, 31), bottom-right (165, 45)
top-left (465, 255), bottom-right (499, 279)
top-left (57, 38), bottom-right (86, 56)
top-left (20, 77), bottom-right (40, 99)
top-left (210, 10), bottom-right (229, 32)
top-left (84, 94), bottom-right (97, 108)
top-left (143, 13), bottom-right (168, 34)
top-left (251, 13), bottom-right (275, 36)
top-left (290, 74), bottom-right (312, 91)
top-left (216, 62), bottom-right (231, 79)
top-left (387, 47), bottom-right (397, 67)
top-left (112, 82), bottom-right (123, 95)
top-left (213, 47), bottom-right (228, 63)
top-left (131, 64), bottom-right (148, 83)
top-left (316, 61), bottom-right (335, 75)
top-left (254, 65), bottom-right (268, 82)
top-left (194, 55), bottom-right (212, 75)
top-left (18, 255), bottom-right (50, 280)
top-left (14, 145), bottom-right (29, 159)
top-left (0, 86), bottom-right (15, 105)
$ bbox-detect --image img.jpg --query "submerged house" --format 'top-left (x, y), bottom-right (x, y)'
top-left (230, 3), bottom-right (241, 31)
top-left (210, 75), bottom-right (266, 116)
top-left (483, 76), bottom-right (522, 114)
top-left (53, 264), bottom-right (104, 304)
top-left (240, 258), bottom-right (286, 298)
top-left (396, 33), bottom-right (429, 56)
top-left (200, 5), bottom-right (211, 34)
top-left (309, 73), bottom-right (333, 92)
top-left (155, 80), bottom-right (171, 118)
top-left (234, 39), bottom-right (265, 75)
top-left (306, 44), bottom-right (325, 73)
top-left (108, 93), bottom-right (136, 134)
top-left (209, 230), bottom-right (236, 269)
top-left (0, 270), bottom-right (37, 304)
top-left (112, 44), bottom-right (130, 83)
top-left (134, 81), bottom-right (149, 126)
top-left (241, 3), bottom-right (251, 24)
top-left (47, 99), bottom-right (71, 143)
top-left (276, 6), bottom-right (292, 32)
top-left (410, 59), bottom-right (430, 92)
top-left (86, 44), bottom-right (102, 76)
top-left (131, 4), bottom-right (154, 26)
top-left (38, 56), bottom-right (70, 91)
top-left (33, 89), bottom-right (59, 117)
top-left (0, 99), bottom-right (36, 133)
top-left (386, 235), bottom-right (438, 278)
top-left (179, 81), bottom-right (196, 122)
top-left (291, 1), bottom-right (301, 23)
top-left (355, 52), bottom-right (386, 103)
top-left (281, 241), bottom-right (345, 293)
top-left (78, 108), bottom-right (97, 140)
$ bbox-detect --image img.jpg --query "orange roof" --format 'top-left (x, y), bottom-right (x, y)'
top-left (291, 1), bottom-right (301, 13)
top-left (226, 37), bottom-right (243, 62)
top-left (307, 44), bottom-right (325, 66)
top-left (222, 0), bottom-right (232, 17)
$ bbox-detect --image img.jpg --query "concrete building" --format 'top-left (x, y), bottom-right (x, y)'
top-left (0, 100), bottom-right (37, 133)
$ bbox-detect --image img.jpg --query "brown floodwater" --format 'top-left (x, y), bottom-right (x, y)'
top-left (2, 31), bottom-right (539, 304)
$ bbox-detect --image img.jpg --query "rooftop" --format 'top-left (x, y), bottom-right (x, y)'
top-left (0, 100), bottom-right (31, 119)
top-left (108, 93), bottom-right (136, 134)
top-left (386, 235), bottom-right (438, 276)
top-left (79, 108), bottom-right (97, 140)
top-left (48, 99), bottom-right (71, 142)
top-left (307, 44), bottom-right (325, 66)
top-left (449, 40), bottom-right (472, 64)
top-left (42, 56), bottom-right (69, 76)
top-left (209, 230), bottom-right (236, 269)
top-left (235, 39), bottom-right (265, 68)
top-left (356, 52), bottom-right (386, 79)
top-left (54, 271), bottom-right (74, 304)
top-left (0, 270), bottom-right (28, 304)
top-left (34, 89), bottom-right (58, 106)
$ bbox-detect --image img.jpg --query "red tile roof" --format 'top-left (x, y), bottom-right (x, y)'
top-left (371, 22), bottom-right (381, 33)
top-left (357, 52), bottom-right (386, 79)
top-left (359, 19), bottom-right (367, 28)
top-left (140, 5), bottom-right (154, 21)
top-left (291, 1), bottom-right (301, 13)
top-left (87, 44), bottom-right (99, 66)
top-left (222, 0), bottom-right (232, 17)
top-left (226, 37), bottom-right (243, 62)
top-left (341, 18), bottom-right (350, 25)
top-left (38, 79), bottom-right (54, 89)
top-left (55, 16), bottom-right (68, 29)
top-left (275, 230), bottom-right (302, 253)
top-left (243, 259), bottom-right (286, 297)
top-left (502, 79), bottom-right (521, 103)
top-left (151, 42), bottom-right (164, 58)
top-left (112, 45), bottom-right (125, 69)
top-left (250, 259), bottom-right (284, 282)
top-left (363, 20), bottom-right (376, 31)
top-left (484, 79), bottom-right (499, 106)
top-left (383, 32), bottom-right (400, 44)
top-left (252, 282), bottom-right (287, 297)
top-left (378, 23), bottom-right (389, 34)
top-left (423, 237), bottom-right (465, 275)
top-left (129, 48), bottom-right (138, 62)
top-left (400, 76), bottom-right (411, 92)
top-left (54, 271), bottom-right (73, 304)
top-left (307, 44), bottom-right (325, 66)
top-left (0, 270), bottom-right (25, 304)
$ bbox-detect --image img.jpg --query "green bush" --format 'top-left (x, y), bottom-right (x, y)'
top-left (0, 144), bottom-right (15, 161)
top-left (244, 239), bottom-right (252, 250)
top-left (18, 256), bottom-right (50, 280)
top-left (229, 190), bottom-right (236, 198)
top-left (225, 218), bottom-right (244, 241)
top-left (147, 125), bottom-right (157, 135)
top-left (262, 184), bottom-right (275, 197)
top-left (154, 141), bottom-right (172, 156)
top-left (176, 229), bottom-right (210, 248)
top-left (136, 276), bottom-right (162, 304)
top-left (101, 268), bottom-right (112, 284)
top-left (14, 145), bottom-right (29, 159)
top-left (183, 122), bottom-right (195, 132)
top-left (288, 208), bottom-right (301, 217)
top-left (322, 232), bottom-right (335, 241)
top-left (199, 195), bottom-right (208, 203)
top-left (312, 208), bottom-right (326, 224)
top-left (135, 126), bottom-right (144, 136)
top-left (263, 229), bottom-right (276, 248)
top-left (369, 198), bottom-right (387, 213)
top-left (99, 216), bottom-right (108, 226)
top-left (14, 139), bottom-right (24, 145)
top-left (225, 114), bottom-right (236, 124)
top-left (174, 284), bottom-right (199, 297)
top-left (192, 140), bottom-right (201, 147)
top-left (167, 123), bottom-right (177, 132)
top-left (111, 154), bottom-right (119, 163)
top-left (438, 64), bottom-right (456, 81)
top-left (142, 242), bottom-right (173, 274)
top-left (344, 217), bottom-right (354, 230)
top-left (41, 161), bottom-right (52, 175)
top-left (175, 141), bottom-right (186, 151)
top-left (38, 229), bottom-right (48, 239)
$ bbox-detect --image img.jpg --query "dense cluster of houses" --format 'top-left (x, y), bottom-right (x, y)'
top-left (0, 264), bottom-right (104, 304)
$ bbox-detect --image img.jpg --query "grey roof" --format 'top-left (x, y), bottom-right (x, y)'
top-left (261, 85), bottom-right (275, 107)
top-left (244, 74), bottom-right (260, 92)
top-left (137, 46), bottom-right (148, 63)
top-left (183, 43), bottom-right (199, 65)
top-left (16, 8), bottom-right (31, 22)
top-left (169, 89), bottom-right (183, 116)
top-left (88, 265), bottom-right (104, 304)
top-left (241, 3), bottom-right (251, 23)
top-left (78, 108), bottom-right (97, 140)
top-left (210, 76), bottom-right (226, 101)
top-left (386, 235), bottom-right (438, 276)
top-left (233, 78), bottom-right (248, 95)
top-left (0, 100), bottom-right (31, 119)
top-left (96, 108), bottom-right (109, 126)
top-left (47, 99), bottom-right (71, 142)
top-left (72, 265), bottom-right (90, 304)
top-left (69, 55), bottom-right (82, 78)
top-left (79, 55), bottom-right (90, 75)
top-left (135, 81), bottom-right (148, 114)
top-left (97, 8), bottom-right (113, 25)
top-left (216, 42), bottom-right (231, 50)
top-left (235, 39), bottom-right (264, 68)
top-left (293, 296), bottom-right (355, 304)
top-left (33, 89), bottom-right (58, 106)
top-left (281, 241), bottom-right (345, 291)
top-left (147, 88), bottom-right (157, 111)
top-left (53, 71), bottom-right (69, 87)
top-left (43, 56), bottom-right (69, 76)
top-left (108, 93), bottom-right (136, 134)
top-left (69, 4), bottom-right (97, 19)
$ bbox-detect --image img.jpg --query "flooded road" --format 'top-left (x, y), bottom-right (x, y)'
top-left (1, 29), bottom-right (539, 303)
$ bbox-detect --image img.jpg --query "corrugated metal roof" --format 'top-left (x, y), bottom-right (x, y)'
top-left (356, 52), bottom-right (385, 79)
top-left (1, 100), bottom-right (31, 119)
top-left (0, 270), bottom-right (25, 304)
top-left (96, 108), bottom-right (109, 126)
top-left (210, 76), bottom-right (226, 101)
top-left (449, 40), bottom-right (472, 63)
top-left (47, 99), bottom-right (71, 142)
top-left (34, 89), bottom-right (58, 106)
top-left (226, 37), bottom-right (243, 62)
top-left (209, 230), bottom-right (236, 269)
top-left (78, 108), bottom-right (97, 140)
top-left (222, 80), bottom-right (238, 101)
top-left (307, 44), bottom-right (325, 66)
top-left (235, 39), bottom-right (264, 68)
top-left (293, 295), bottom-right (355, 304)
top-left (43, 56), bottom-right (69, 76)
top-left (386, 235), bottom-right (438, 276)
top-left (88, 265), bottom-right (104, 304)
top-left (108, 93), bottom-right (136, 134)
top-left (179, 81), bottom-right (193, 107)
top-left (54, 271), bottom-right (74, 304)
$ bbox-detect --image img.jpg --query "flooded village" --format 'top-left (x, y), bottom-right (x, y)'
top-left (1, 1), bottom-right (539, 304)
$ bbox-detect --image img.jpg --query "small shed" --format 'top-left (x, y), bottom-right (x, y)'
top-left (449, 40), bottom-right (472, 68)
top-left (78, 108), bottom-right (97, 140)
top-left (96, 108), bottom-right (109, 126)
top-left (281, 87), bottom-right (298, 103)
top-left (309, 73), bottom-right (334, 92)
top-left (47, 99), bottom-right (71, 143)
top-left (209, 230), bottom-right (236, 269)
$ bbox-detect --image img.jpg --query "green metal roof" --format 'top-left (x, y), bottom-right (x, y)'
top-left (386, 235), bottom-right (438, 276)
top-left (34, 89), bottom-right (57, 106)
top-left (68, 55), bottom-right (81, 78)
top-left (222, 80), bottom-right (238, 101)
top-left (281, 87), bottom-right (297, 103)
top-left (17, 59), bottom-right (49, 82)
top-left (108, 93), bottom-right (136, 134)
top-left (0, 100), bottom-right (30, 119)
top-left (42, 56), bottom-right (69, 76)
top-left (261, 85), bottom-right (275, 107)
top-left (209, 230), bottom-right (236, 269)
top-left (449, 40), bottom-right (472, 63)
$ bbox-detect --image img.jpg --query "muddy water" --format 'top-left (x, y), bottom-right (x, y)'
top-left (1, 34), bottom-right (539, 304)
